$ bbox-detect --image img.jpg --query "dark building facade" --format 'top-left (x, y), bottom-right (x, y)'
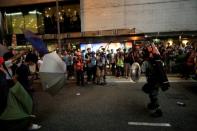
top-left (0, 0), bottom-right (80, 46)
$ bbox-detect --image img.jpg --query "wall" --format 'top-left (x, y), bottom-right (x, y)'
top-left (81, 0), bottom-right (197, 33)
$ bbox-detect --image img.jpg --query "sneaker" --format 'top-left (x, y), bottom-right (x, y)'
top-left (28, 124), bottom-right (42, 130)
top-left (150, 109), bottom-right (163, 117)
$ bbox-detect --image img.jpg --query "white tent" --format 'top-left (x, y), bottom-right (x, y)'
top-left (39, 52), bottom-right (67, 95)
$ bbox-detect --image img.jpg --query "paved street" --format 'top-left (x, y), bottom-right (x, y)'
top-left (32, 76), bottom-right (197, 131)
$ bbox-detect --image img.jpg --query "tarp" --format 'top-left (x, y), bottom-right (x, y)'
top-left (0, 82), bottom-right (33, 120)
top-left (23, 29), bottom-right (48, 54)
top-left (39, 52), bottom-right (67, 95)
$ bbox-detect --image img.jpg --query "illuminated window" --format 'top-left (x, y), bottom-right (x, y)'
top-left (5, 11), bottom-right (44, 34)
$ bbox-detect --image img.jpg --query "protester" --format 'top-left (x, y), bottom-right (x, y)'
top-left (26, 50), bottom-right (39, 80)
top-left (0, 53), bottom-right (41, 130)
top-left (0, 57), bottom-right (8, 117)
top-left (74, 51), bottom-right (84, 86)
top-left (141, 43), bottom-right (170, 117)
top-left (2, 52), bottom-right (17, 88)
top-left (15, 56), bottom-right (33, 97)
top-left (37, 53), bottom-right (44, 71)
top-left (85, 48), bottom-right (93, 83)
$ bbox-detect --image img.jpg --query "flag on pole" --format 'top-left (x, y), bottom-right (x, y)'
top-left (23, 29), bottom-right (48, 54)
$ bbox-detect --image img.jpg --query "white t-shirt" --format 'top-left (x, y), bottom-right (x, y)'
top-left (4, 60), bottom-right (13, 79)
top-left (37, 59), bottom-right (43, 70)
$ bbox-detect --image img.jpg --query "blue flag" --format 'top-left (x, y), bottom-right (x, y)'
top-left (23, 29), bottom-right (48, 54)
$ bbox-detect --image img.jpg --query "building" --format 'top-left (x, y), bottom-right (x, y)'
top-left (81, 0), bottom-right (197, 45)
top-left (0, 0), bottom-right (197, 50)
top-left (0, 0), bottom-right (81, 50)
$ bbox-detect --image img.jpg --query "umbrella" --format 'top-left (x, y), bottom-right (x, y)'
top-left (39, 52), bottom-right (67, 95)
top-left (22, 29), bottom-right (48, 55)
top-left (0, 44), bottom-right (9, 57)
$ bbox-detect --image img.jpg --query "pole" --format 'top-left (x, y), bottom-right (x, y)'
top-left (0, 11), bottom-right (4, 45)
top-left (56, 0), bottom-right (61, 52)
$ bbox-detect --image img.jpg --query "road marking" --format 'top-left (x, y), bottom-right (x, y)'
top-left (113, 80), bottom-right (136, 83)
top-left (128, 122), bottom-right (171, 127)
top-left (108, 79), bottom-right (196, 83)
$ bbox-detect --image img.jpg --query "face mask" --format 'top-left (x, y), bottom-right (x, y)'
top-left (4, 60), bottom-right (13, 68)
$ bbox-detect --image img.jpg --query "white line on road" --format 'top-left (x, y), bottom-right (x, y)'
top-left (108, 79), bottom-right (196, 83)
top-left (128, 122), bottom-right (171, 127)
top-left (113, 80), bottom-right (136, 83)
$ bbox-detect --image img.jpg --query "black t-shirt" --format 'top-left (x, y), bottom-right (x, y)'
top-left (26, 52), bottom-right (38, 63)
top-left (0, 70), bottom-right (9, 115)
top-left (16, 63), bottom-right (30, 90)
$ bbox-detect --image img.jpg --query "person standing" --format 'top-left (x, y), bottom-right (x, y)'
top-left (141, 43), bottom-right (170, 117)
top-left (85, 48), bottom-right (92, 83)
top-left (74, 52), bottom-right (84, 86)
top-left (116, 49), bottom-right (124, 78)
top-left (15, 57), bottom-right (32, 97)
top-left (90, 52), bottom-right (97, 83)
top-left (124, 51), bottom-right (131, 79)
top-left (2, 52), bottom-right (16, 88)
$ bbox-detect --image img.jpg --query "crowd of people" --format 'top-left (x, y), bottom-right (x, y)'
top-left (61, 42), bottom-right (197, 85)
top-left (60, 42), bottom-right (196, 117)
top-left (0, 41), bottom-right (196, 130)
